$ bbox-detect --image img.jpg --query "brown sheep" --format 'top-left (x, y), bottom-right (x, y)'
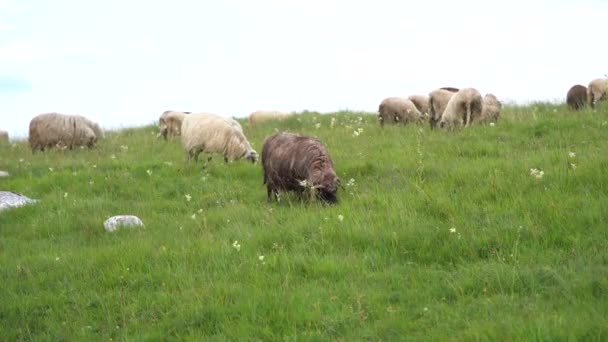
top-left (262, 132), bottom-right (340, 204)
top-left (428, 89), bottom-right (456, 129)
top-left (566, 85), bottom-right (587, 110)
top-left (587, 78), bottom-right (607, 108)
top-left (378, 97), bottom-right (424, 127)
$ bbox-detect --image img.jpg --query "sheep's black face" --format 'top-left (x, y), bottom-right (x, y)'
top-left (318, 189), bottom-right (338, 204)
top-left (245, 151), bottom-right (259, 164)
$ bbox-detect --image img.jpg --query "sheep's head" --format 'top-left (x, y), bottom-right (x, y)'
top-left (314, 172), bottom-right (339, 204)
top-left (245, 150), bottom-right (259, 164)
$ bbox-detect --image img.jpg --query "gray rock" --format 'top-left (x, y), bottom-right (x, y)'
top-left (104, 215), bottom-right (144, 232)
top-left (0, 191), bottom-right (38, 212)
top-left (0, 171), bottom-right (9, 177)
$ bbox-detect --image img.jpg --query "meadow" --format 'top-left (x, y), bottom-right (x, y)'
top-left (1, 103), bottom-right (607, 340)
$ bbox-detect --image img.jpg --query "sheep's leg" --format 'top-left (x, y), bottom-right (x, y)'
top-left (266, 186), bottom-right (273, 202)
top-left (224, 155), bottom-right (229, 163)
top-left (202, 155), bottom-right (212, 169)
top-left (464, 103), bottom-right (471, 127)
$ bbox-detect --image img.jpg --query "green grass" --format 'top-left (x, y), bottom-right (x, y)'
top-left (1, 103), bottom-right (608, 340)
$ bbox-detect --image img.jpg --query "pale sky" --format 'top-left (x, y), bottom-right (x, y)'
top-left (1, 0), bottom-right (606, 138)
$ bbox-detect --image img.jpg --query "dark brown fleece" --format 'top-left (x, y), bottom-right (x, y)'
top-left (262, 132), bottom-right (339, 203)
top-left (566, 84), bottom-right (587, 110)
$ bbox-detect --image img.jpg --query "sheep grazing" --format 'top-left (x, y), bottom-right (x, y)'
top-left (407, 95), bottom-right (430, 119)
top-left (28, 113), bottom-right (103, 152)
top-left (566, 85), bottom-right (587, 110)
top-left (440, 87), bottom-right (460, 92)
top-left (262, 132), bottom-right (340, 204)
top-left (587, 78), bottom-right (607, 108)
top-left (248, 110), bottom-right (291, 127)
top-left (378, 97), bottom-right (424, 127)
top-left (428, 89), bottom-right (456, 129)
top-left (439, 88), bottom-right (483, 130)
top-left (159, 110), bottom-right (190, 140)
top-left (181, 112), bottom-right (258, 167)
top-left (0, 130), bottom-right (8, 144)
top-left (479, 94), bottom-right (502, 124)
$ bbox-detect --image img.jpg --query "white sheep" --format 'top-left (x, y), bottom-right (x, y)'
top-left (181, 113), bottom-right (258, 167)
top-left (248, 110), bottom-right (292, 126)
top-left (0, 130), bottom-right (8, 144)
top-left (439, 88), bottom-right (483, 130)
top-left (479, 94), bottom-right (502, 124)
top-left (28, 113), bottom-right (101, 152)
top-left (587, 78), bottom-right (607, 108)
top-left (407, 95), bottom-right (430, 119)
top-left (378, 97), bottom-right (425, 127)
top-left (428, 89), bottom-right (456, 129)
top-left (159, 110), bottom-right (189, 139)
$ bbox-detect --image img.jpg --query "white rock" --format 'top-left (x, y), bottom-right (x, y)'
top-left (104, 215), bottom-right (144, 232)
top-left (0, 191), bottom-right (38, 212)
top-left (0, 171), bottom-right (9, 177)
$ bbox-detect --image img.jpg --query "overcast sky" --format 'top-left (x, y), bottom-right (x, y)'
top-left (1, 0), bottom-right (606, 138)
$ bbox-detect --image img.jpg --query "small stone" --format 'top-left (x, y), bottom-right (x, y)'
top-left (103, 215), bottom-right (144, 232)
top-left (0, 191), bottom-right (38, 212)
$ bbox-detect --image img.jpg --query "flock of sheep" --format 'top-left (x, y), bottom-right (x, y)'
top-left (566, 78), bottom-right (608, 111)
top-left (2, 77), bottom-right (606, 204)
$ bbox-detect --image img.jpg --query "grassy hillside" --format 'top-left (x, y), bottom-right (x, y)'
top-left (1, 104), bottom-right (608, 340)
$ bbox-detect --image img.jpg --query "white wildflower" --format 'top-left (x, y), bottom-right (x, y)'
top-left (48, 167), bottom-right (54, 172)
top-left (120, 145), bottom-right (128, 151)
top-left (185, 194), bottom-right (192, 202)
top-left (489, 122), bottom-right (495, 127)
top-left (55, 257), bottom-right (60, 261)
top-left (110, 154), bottom-right (116, 160)
top-left (191, 213), bottom-right (196, 220)
top-left (258, 255), bottom-right (265, 261)
top-left (315, 123), bottom-right (321, 129)
top-left (570, 163), bottom-right (577, 170)
top-left (92, 164), bottom-right (97, 168)
top-left (449, 227), bottom-right (456, 233)
top-left (146, 170), bottom-right (152, 176)
top-left (164, 161), bottom-right (173, 166)
top-left (530, 168), bottom-right (544, 179)
top-left (338, 214), bottom-right (344, 222)
top-left (19, 158), bottom-right (24, 163)
top-left (330, 117), bottom-right (336, 128)
top-left (63, 192), bottom-right (68, 198)
top-left (232, 240), bottom-right (241, 251)
top-left (568, 152), bottom-right (576, 158)
top-left (198, 208), bottom-right (203, 213)
top-left (299, 179), bottom-right (312, 188)
top-left (346, 178), bottom-right (355, 187)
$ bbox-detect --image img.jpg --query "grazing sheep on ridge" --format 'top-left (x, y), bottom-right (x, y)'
top-left (407, 95), bottom-right (430, 119)
top-left (439, 88), bottom-right (483, 130)
top-left (378, 97), bottom-right (424, 127)
top-left (566, 85), bottom-right (587, 111)
top-left (28, 113), bottom-right (102, 152)
top-left (428, 89), bottom-right (456, 129)
top-left (479, 94), bottom-right (502, 123)
top-left (248, 110), bottom-right (291, 127)
top-left (181, 113), bottom-right (258, 167)
top-left (262, 132), bottom-right (340, 204)
top-left (0, 130), bottom-right (8, 144)
top-left (587, 78), bottom-right (607, 108)
top-left (159, 110), bottom-right (190, 140)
